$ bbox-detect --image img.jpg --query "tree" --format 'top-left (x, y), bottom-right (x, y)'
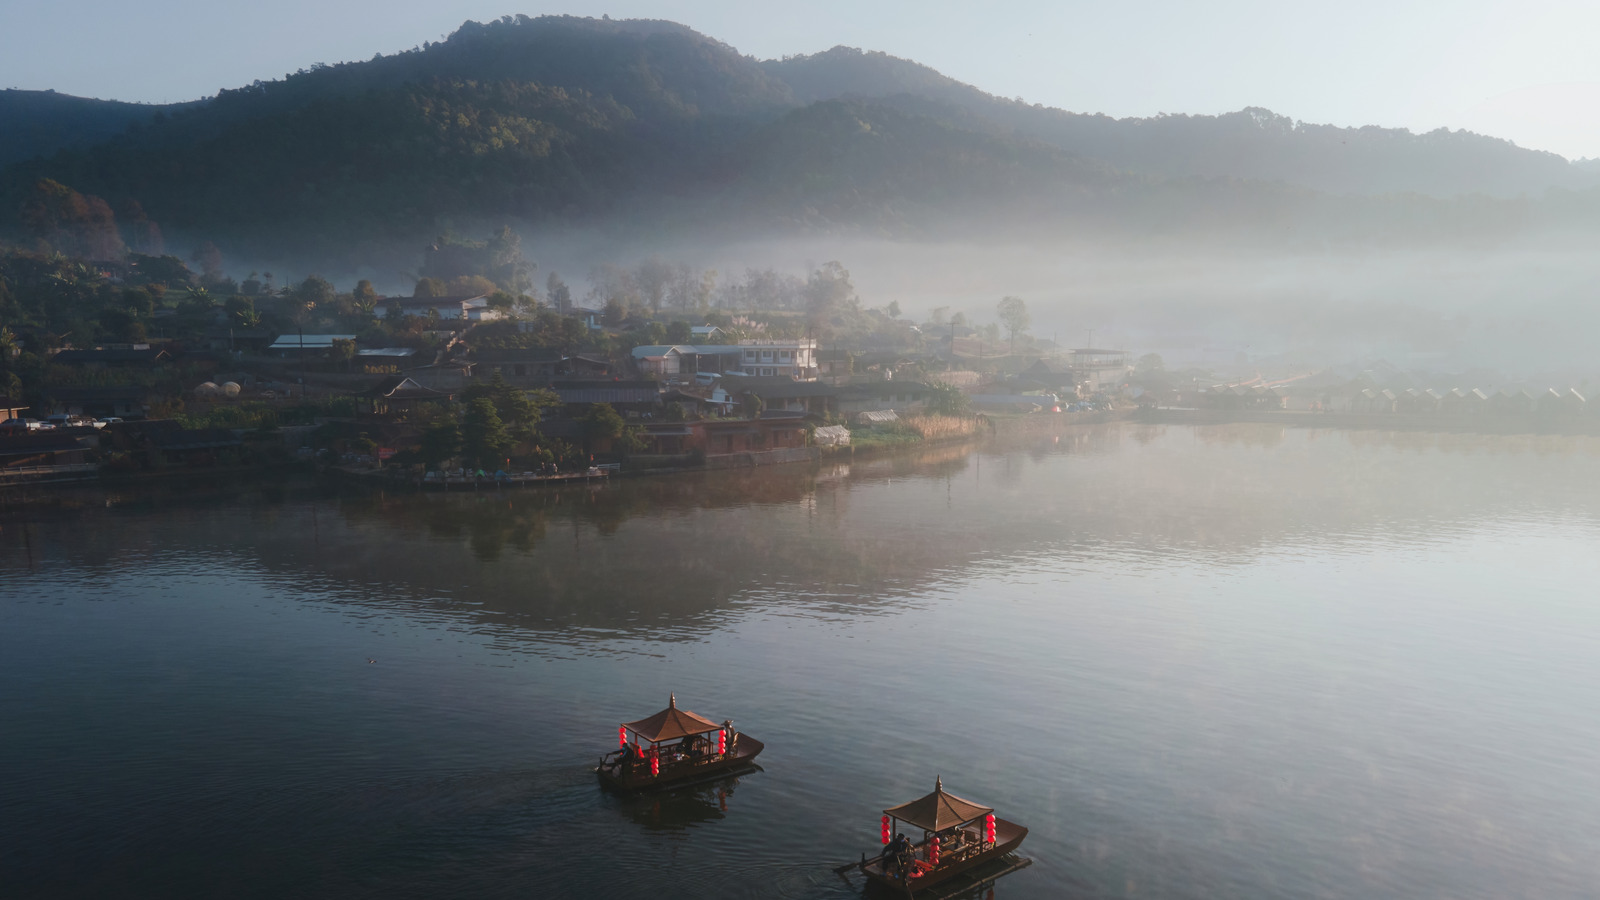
top-left (447, 274), bottom-right (498, 297)
top-left (804, 261), bottom-right (857, 338)
top-left (580, 402), bottom-right (642, 454)
top-left (352, 279), bottom-right (379, 316)
top-left (634, 255), bottom-right (674, 314)
top-left (330, 338), bottom-right (357, 370)
top-left (886, 300), bottom-right (901, 319)
top-left (22, 179), bottom-right (126, 259)
top-left (927, 381), bottom-right (972, 417)
top-left (546, 272), bottom-right (572, 312)
top-left (665, 320), bottom-right (692, 344)
top-left (461, 398), bottom-right (512, 469)
top-left (997, 296), bottom-right (1030, 353)
top-left (413, 277), bottom-right (448, 298)
top-left (421, 228), bottom-right (533, 295)
top-left (191, 241), bottom-right (224, 284)
top-left (420, 419), bottom-right (461, 470)
top-left (462, 372), bottom-right (556, 440)
top-left (297, 275), bottom-right (336, 311)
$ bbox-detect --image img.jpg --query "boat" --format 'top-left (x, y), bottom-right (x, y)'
top-left (595, 694), bottom-right (764, 792)
top-left (841, 776), bottom-right (1030, 895)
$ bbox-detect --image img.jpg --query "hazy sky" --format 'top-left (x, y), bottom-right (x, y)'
top-left (4, 1), bottom-right (1599, 158)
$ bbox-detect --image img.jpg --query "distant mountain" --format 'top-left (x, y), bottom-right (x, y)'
top-left (0, 89), bottom-right (195, 168)
top-left (762, 47), bottom-right (1597, 198)
top-left (2, 15), bottom-right (1597, 265)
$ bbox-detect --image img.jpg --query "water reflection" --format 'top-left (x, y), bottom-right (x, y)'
top-left (611, 774), bottom-right (754, 833)
top-left (7, 425), bottom-right (1600, 649)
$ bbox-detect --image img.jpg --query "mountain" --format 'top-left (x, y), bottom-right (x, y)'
top-left (763, 46), bottom-right (1597, 198)
top-left (0, 89), bottom-right (195, 168)
top-left (2, 15), bottom-right (1598, 265)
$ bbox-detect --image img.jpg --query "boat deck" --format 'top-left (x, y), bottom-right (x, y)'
top-left (858, 818), bottom-right (1029, 893)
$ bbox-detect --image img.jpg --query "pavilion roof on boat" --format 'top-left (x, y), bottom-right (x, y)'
top-left (622, 694), bottom-right (723, 743)
top-left (884, 777), bottom-right (995, 832)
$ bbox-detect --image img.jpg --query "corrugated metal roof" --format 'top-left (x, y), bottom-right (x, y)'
top-left (556, 387), bottom-right (659, 404)
top-left (268, 334), bottom-right (356, 349)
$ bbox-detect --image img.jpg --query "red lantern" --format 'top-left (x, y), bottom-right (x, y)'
top-left (881, 815), bottom-right (891, 845)
top-left (930, 837), bottom-right (940, 865)
top-left (650, 752), bottom-right (659, 777)
top-left (618, 726), bottom-right (627, 748)
top-left (717, 729), bottom-right (727, 755)
top-left (984, 813), bottom-right (996, 843)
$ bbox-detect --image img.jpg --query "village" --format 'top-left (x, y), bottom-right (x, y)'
top-left (0, 283), bottom-right (1138, 486)
top-left (4, 283), bottom-right (1598, 488)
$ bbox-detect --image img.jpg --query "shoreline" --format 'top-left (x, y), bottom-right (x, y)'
top-left (1135, 407), bottom-right (1600, 436)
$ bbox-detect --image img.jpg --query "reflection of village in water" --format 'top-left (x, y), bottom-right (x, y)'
top-left (11, 422), bottom-right (1600, 652)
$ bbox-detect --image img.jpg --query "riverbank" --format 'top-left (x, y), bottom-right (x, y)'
top-left (1136, 406), bottom-right (1600, 435)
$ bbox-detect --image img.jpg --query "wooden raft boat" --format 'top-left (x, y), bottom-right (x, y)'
top-left (843, 776), bottom-right (1030, 895)
top-left (595, 694), bottom-right (764, 792)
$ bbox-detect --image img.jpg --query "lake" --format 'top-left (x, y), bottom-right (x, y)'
top-left (4, 423), bottom-right (1599, 899)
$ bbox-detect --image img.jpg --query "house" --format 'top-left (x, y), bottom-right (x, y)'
top-left (659, 389), bottom-right (725, 418)
top-left (630, 345), bottom-right (694, 377)
top-left (1490, 389), bottom-right (1536, 416)
top-left (700, 413), bottom-right (811, 456)
top-left (718, 375), bottom-right (838, 415)
top-left (106, 420), bottom-right (243, 467)
top-left (357, 348), bottom-right (419, 363)
top-left (551, 381), bottom-right (662, 416)
top-left (204, 327), bottom-right (278, 354)
top-left (363, 377), bottom-right (453, 415)
top-left (1018, 358), bottom-right (1077, 392)
top-left (51, 346), bottom-right (171, 368)
top-left (1537, 387), bottom-right (1586, 417)
top-left (636, 412), bottom-right (816, 459)
top-left (1398, 388), bottom-right (1439, 414)
top-left (0, 432), bottom-right (92, 471)
top-left (690, 325), bottom-right (726, 340)
top-left (837, 381), bottom-right (932, 416)
top-left (406, 361), bottom-right (474, 391)
top-left (816, 349), bottom-right (852, 379)
top-left (382, 294), bottom-right (501, 322)
top-left (1067, 349), bottom-right (1130, 393)
top-left (267, 334), bottom-right (357, 357)
top-left (690, 339), bottom-right (818, 378)
top-left (567, 354), bottom-right (613, 377)
top-left (475, 347), bottom-right (567, 380)
top-left (43, 386), bottom-right (150, 419)
top-left (1, 396), bottom-right (27, 420)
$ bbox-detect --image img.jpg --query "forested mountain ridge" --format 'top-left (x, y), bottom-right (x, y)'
top-left (0, 90), bottom-right (194, 168)
top-left (3, 14), bottom-right (1598, 268)
top-left (762, 46), bottom-right (1599, 198)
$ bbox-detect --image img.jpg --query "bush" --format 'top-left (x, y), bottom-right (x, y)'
top-left (902, 415), bottom-right (978, 441)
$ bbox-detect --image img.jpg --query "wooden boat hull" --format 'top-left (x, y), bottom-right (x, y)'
top-left (595, 734), bottom-right (764, 793)
top-left (859, 817), bottom-right (1028, 894)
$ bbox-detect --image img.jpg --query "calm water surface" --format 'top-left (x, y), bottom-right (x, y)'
top-left (4, 424), bottom-right (1599, 899)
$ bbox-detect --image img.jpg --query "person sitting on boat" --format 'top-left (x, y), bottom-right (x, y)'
top-left (881, 832), bottom-right (913, 876)
top-left (678, 735), bottom-right (703, 760)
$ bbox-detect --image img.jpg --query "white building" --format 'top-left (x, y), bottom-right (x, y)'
top-left (383, 294), bottom-right (502, 322)
top-left (702, 339), bottom-right (817, 378)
